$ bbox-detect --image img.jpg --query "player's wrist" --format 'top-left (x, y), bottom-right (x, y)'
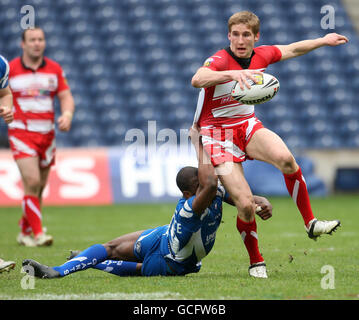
top-left (62, 110), bottom-right (73, 120)
top-left (317, 36), bottom-right (329, 47)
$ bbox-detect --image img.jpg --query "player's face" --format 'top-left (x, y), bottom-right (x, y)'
top-left (22, 29), bottom-right (46, 60)
top-left (228, 24), bottom-right (259, 58)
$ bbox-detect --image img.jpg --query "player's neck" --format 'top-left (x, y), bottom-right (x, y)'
top-left (22, 54), bottom-right (44, 70)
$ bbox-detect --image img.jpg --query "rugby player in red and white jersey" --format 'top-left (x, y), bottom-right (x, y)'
top-left (8, 27), bottom-right (75, 247)
top-left (191, 11), bottom-right (348, 278)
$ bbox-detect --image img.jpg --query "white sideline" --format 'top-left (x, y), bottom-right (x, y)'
top-left (0, 291), bottom-right (183, 300)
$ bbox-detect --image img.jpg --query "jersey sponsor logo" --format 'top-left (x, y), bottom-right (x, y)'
top-left (9, 72), bottom-right (58, 92)
top-left (48, 77), bottom-right (57, 90)
top-left (205, 231), bottom-right (216, 245)
top-left (135, 241), bottom-right (141, 254)
top-left (203, 57), bottom-right (214, 67)
top-left (20, 89), bottom-right (51, 97)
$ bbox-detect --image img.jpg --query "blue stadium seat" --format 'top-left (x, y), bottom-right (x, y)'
top-left (298, 103), bottom-right (328, 121)
top-left (333, 103), bottom-right (359, 121)
top-left (311, 134), bottom-right (342, 149)
top-left (346, 135), bottom-right (359, 148)
top-left (284, 135), bottom-right (310, 150)
top-left (70, 123), bottom-right (105, 147)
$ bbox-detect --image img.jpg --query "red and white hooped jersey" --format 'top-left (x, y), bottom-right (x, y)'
top-left (193, 46), bottom-right (282, 128)
top-left (8, 56), bottom-right (69, 134)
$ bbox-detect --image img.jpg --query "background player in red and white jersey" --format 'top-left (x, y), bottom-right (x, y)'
top-left (191, 11), bottom-right (348, 278)
top-left (8, 27), bottom-right (75, 247)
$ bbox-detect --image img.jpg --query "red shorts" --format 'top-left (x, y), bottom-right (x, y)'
top-left (8, 129), bottom-right (56, 168)
top-left (200, 117), bottom-right (264, 167)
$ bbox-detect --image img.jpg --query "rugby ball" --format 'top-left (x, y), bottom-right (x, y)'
top-left (231, 73), bottom-right (280, 105)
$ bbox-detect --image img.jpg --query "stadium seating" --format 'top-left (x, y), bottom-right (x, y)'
top-left (0, 0), bottom-right (358, 152)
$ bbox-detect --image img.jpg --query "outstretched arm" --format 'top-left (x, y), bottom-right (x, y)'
top-left (189, 126), bottom-right (218, 215)
top-left (276, 33), bottom-right (349, 61)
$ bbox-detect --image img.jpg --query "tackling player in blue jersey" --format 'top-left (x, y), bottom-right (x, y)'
top-left (22, 131), bottom-right (272, 279)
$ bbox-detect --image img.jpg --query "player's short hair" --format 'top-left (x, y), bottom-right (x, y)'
top-left (22, 27), bottom-right (45, 42)
top-left (176, 166), bottom-right (198, 193)
top-left (228, 11), bottom-right (260, 34)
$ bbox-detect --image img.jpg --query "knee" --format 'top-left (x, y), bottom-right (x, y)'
top-left (23, 175), bottom-right (41, 194)
top-left (276, 153), bottom-right (298, 174)
top-left (234, 196), bottom-right (256, 221)
top-left (241, 202), bottom-right (256, 221)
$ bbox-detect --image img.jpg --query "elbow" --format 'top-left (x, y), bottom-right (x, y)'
top-left (191, 75), bottom-right (202, 88)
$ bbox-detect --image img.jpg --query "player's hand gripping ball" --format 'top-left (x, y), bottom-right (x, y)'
top-left (231, 73), bottom-right (280, 105)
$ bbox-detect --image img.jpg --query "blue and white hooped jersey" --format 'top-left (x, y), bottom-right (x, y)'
top-left (163, 185), bottom-right (229, 274)
top-left (0, 55), bottom-right (10, 89)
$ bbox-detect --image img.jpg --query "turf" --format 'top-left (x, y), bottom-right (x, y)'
top-left (0, 195), bottom-right (358, 300)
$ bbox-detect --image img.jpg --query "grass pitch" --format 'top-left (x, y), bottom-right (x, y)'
top-left (0, 195), bottom-right (358, 300)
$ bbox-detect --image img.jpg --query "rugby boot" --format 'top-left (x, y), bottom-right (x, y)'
top-left (22, 259), bottom-right (60, 279)
top-left (17, 233), bottom-right (36, 247)
top-left (0, 259), bottom-right (16, 273)
top-left (248, 262), bottom-right (268, 278)
top-left (305, 219), bottom-right (341, 241)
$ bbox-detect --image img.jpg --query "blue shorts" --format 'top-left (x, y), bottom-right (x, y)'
top-left (133, 225), bottom-right (175, 276)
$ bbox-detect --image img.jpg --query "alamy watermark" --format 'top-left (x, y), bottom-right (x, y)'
top-left (320, 265), bottom-right (335, 290)
top-left (20, 5), bottom-right (35, 30)
top-left (321, 5), bottom-right (335, 30)
top-left (21, 264), bottom-right (35, 290)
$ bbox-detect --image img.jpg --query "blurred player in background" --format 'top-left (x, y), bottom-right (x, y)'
top-left (0, 54), bottom-right (15, 273)
top-left (191, 11), bottom-right (347, 277)
top-left (8, 27), bottom-right (75, 247)
top-left (22, 137), bottom-right (273, 279)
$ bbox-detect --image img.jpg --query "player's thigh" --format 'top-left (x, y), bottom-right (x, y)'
top-left (246, 128), bottom-right (296, 170)
top-left (104, 230), bottom-right (145, 262)
top-left (16, 157), bottom-right (42, 188)
top-left (216, 162), bottom-right (254, 210)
